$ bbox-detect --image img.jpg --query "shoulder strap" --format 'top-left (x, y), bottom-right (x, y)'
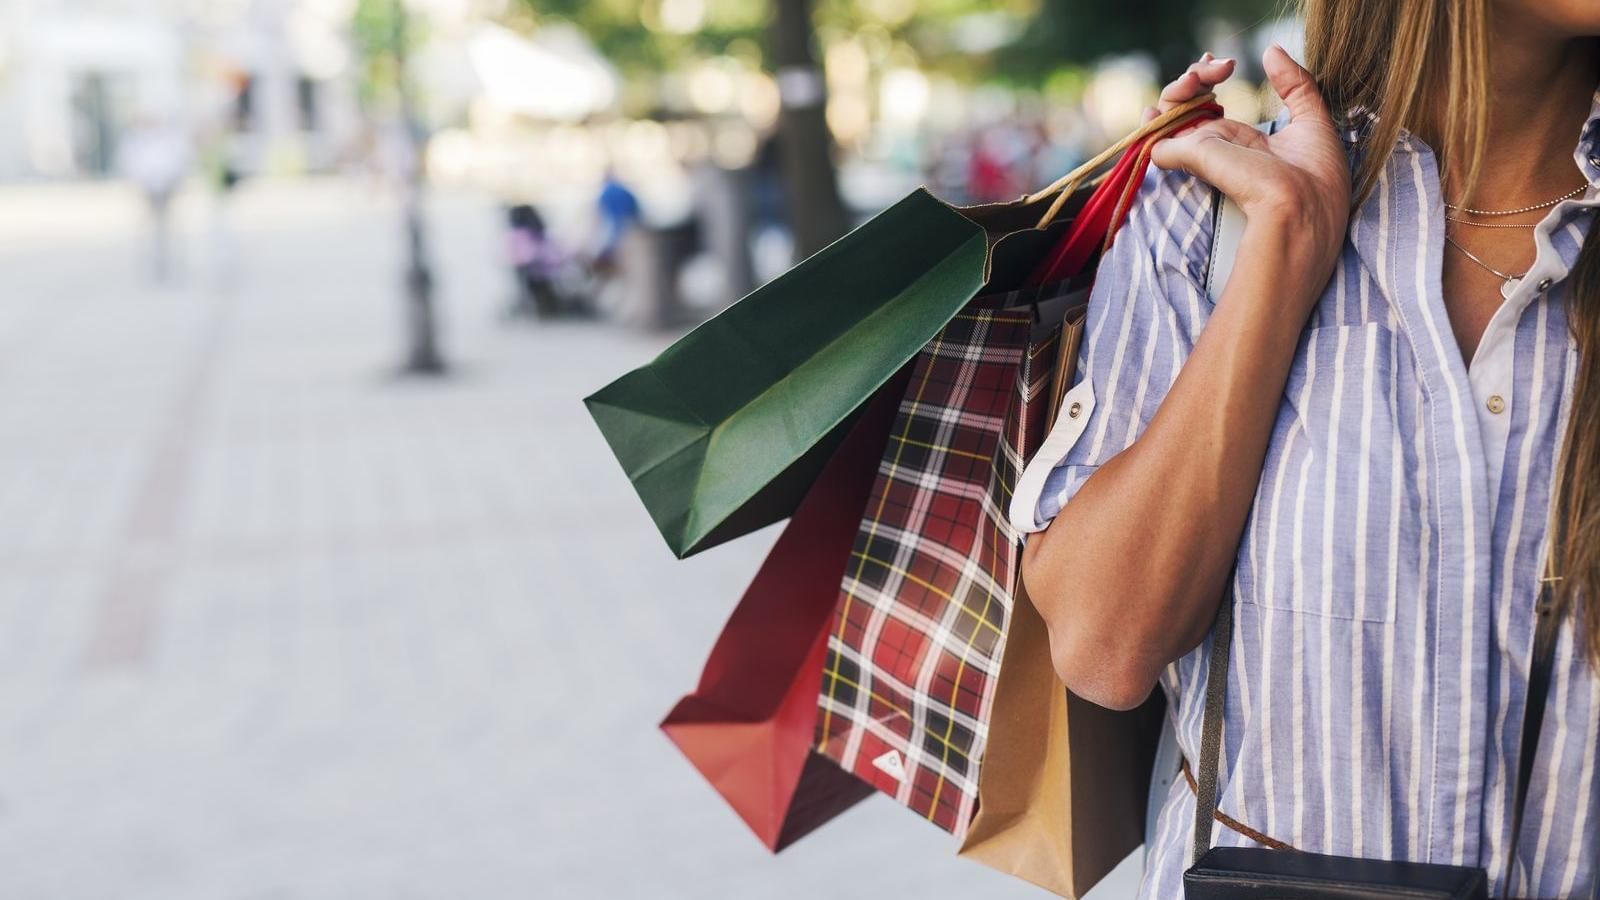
top-left (1205, 191), bottom-right (1247, 304)
top-left (1189, 573), bottom-right (1235, 862)
top-left (1507, 448), bottom-right (1573, 881)
top-left (1189, 117), bottom-right (1271, 862)
top-left (1202, 117), bottom-right (1274, 303)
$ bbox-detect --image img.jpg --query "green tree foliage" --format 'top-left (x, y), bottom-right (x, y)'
top-left (517, 0), bottom-right (767, 75)
top-left (351, 0), bottom-right (428, 109)
top-left (1006, 0), bottom-right (1286, 81)
top-left (514, 0), bottom-right (1286, 83)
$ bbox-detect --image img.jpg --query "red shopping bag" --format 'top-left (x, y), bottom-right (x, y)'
top-left (659, 368), bottom-right (909, 851)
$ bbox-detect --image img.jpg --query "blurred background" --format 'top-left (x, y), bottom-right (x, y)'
top-left (0, 0), bottom-right (1290, 896)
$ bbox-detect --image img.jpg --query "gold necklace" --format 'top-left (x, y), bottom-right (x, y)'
top-left (1444, 234), bottom-right (1530, 299)
top-left (1444, 183), bottom-right (1588, 216)
top-left (1443, 216), bottom-right (1538, 229)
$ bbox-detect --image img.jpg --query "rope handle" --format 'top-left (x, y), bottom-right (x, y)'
top-left (1023, 92), bottom-right (1221, 229)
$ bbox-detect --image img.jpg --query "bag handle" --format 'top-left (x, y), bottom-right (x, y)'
top-left (1024, 93), bottom-right (1222, 226)
top-left (1026, 100), bottom-right (1223, 286)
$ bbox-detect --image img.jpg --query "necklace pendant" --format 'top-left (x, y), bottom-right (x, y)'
top-left (1501, 275), bottom-right (1522, 300)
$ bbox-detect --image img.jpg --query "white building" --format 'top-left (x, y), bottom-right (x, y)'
top-left (0, 0), bottom-right (362, 179)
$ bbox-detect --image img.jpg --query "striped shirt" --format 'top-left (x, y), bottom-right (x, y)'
top-left (1013, 92), bottom-right (1600, 898)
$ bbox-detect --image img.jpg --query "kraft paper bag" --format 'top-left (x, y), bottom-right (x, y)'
top-left (956, 579), bottom-right (1167, 897)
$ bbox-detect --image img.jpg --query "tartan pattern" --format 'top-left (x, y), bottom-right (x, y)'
top-left (814, 285), bottom-right (1060, 837)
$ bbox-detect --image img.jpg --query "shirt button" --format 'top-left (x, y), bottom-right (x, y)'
top-left (1067, 401), bottom-right (1083, 419)
top-left (1537, 277), bottom-right (1553, 292)
top-left (1487, 394), bottom-right (1506, 415)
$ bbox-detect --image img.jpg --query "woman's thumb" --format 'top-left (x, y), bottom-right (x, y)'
top-left (1264, 44), bottom-right (1331, 125)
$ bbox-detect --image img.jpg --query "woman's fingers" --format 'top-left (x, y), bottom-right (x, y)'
top-left (1262, 44), bottom-right (1332, 126)
top-left (1149, 119), bottom-right (1274, 200)
top-left (1156, 55), bottom-right (1235, 115)
top-left (1157, 118), bottom-right (1269, 157)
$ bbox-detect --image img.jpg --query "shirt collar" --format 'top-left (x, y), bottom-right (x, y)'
top-left (1574, 84), bottom-right (1600, 188)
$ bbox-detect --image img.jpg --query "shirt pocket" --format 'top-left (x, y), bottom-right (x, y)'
top-left (1240, 322), bottom-right (1402, 624)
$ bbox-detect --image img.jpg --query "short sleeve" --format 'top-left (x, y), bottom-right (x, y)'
top-left (1009, 167), bottom-right (1219, 533)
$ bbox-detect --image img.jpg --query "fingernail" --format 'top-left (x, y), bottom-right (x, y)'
top-left (1201, 51), bottom-right (1213, 61)
top-left (1214, 56), bottom-right (1234, 65)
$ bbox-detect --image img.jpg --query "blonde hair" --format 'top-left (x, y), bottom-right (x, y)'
top-left (1301, 0), bottom-right (1490, 209)
top-left (1301, 0), bottom-right (1600, 666)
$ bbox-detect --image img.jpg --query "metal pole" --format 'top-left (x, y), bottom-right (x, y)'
top-left (394, 0), bottom-right (446, 375)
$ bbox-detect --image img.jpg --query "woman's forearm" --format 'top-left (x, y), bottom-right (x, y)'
top-left (1021, 212), bottom-right (1330, 709)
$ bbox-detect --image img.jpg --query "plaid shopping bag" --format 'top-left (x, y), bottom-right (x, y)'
top-left (813, 284), bottom-right (1060, 835)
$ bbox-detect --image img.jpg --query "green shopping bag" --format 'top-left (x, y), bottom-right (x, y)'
top-left (584, 187), bottom-right (1085, 559)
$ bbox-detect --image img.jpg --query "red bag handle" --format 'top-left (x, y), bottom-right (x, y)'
top-left (1028, 100), bottom-right (1223, 286)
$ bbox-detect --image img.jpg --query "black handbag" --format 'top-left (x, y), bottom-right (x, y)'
top-left (1181, 544), bottom-right (1565, 898)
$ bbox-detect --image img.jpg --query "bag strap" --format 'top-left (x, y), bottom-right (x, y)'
top-left (1189, 572), bottom-right (1236, 861)
top-left (1507, 445), bottom-right (1574, 883)
top-left (1188, 121), bottom-right (1262, 856)
top-left (1190, 116), bottom-right (1565, 866)
top-left (1204, 117), bottom-right (1277, 305)
top-left (1205, 191), bottom-right (1248, 303)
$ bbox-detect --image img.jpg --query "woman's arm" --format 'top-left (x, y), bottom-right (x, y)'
top-left (1021, 46), bottom-right (1352, 710)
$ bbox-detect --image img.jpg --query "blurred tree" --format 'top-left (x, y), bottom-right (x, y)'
top-left (516, 0), bottom-right (766, 78)
top-left (771, 0), bottom-right (849, 257)
top-left (520, 0), bottom-right (854, 255)
top-left (1005, 0), bottom-right (1285, 81)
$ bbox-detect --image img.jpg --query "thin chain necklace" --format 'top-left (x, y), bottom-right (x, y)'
top-left (1445, 182), bottom-right (1588, 216)
top-left (1444, 216), bottom-right (1537, 229)
top-left (1444, 234), bottom-right (1531, 299)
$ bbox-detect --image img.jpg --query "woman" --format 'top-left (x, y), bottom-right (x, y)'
top-left (1015, 1), bottom-right (1600, 896)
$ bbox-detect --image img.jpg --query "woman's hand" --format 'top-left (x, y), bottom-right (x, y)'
top-left (1021, 48), bottom-right (1353, 710)
top-left (1149, 45), bottom-right (1351, 289)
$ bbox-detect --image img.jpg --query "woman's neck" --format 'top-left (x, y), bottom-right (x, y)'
top-left (1435, 30), bottom-right (1599, 209)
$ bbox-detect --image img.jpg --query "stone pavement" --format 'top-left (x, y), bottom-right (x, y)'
top-left (0, 179), bottom-right (1141, 899)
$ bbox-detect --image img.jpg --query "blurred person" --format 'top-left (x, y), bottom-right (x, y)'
top-left (926, 132), bottom-right (972, 202)
top-left (202, 128), bottom-right (246, 287)
top-left (592, 167), bottom-right (642, 272)
top-left (1028, 118), bottom-right (1084, 198)
top-left (505, 203), bottom-right (571, 319)
top-left (1018, 5), bottom-right (1600, 898)
top-left (120, 117), bottom-right (192, 284)
top-left (964, 131), bottom-right (1016, 204)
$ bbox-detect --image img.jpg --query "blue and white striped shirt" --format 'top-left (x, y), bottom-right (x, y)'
top-left (1014, 92), bottom-right (1600, 898)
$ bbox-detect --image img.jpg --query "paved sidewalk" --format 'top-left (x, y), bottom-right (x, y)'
top-left (0, 179), bottom-right (1140, 899)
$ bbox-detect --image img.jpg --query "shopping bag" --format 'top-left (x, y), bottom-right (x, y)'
top-left (811, 95), bottom-right (1220, 877)
top-left (812, 285), bottom-right (1058, 833)
top-left (584, 187), bottom-right (1087, 560)
top-left (951, 292), bottom-right (1169, 897)
top-left (956, 565), bottom-right (1166, 897)
top-left (659, 367), bottom-right (908, 851)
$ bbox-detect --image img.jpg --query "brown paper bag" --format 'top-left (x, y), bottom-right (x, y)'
top-left (956, 303), bottom-right (1168, 897)
top-left (957, 579), bottom-right (1166, 896)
